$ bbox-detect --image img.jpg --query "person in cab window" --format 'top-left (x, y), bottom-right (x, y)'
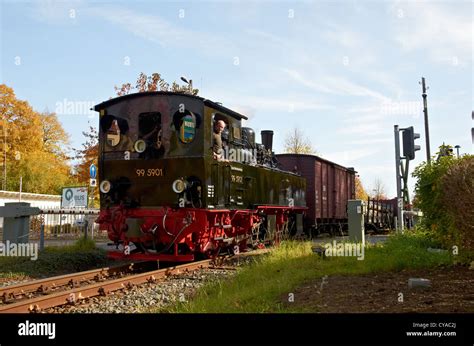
top-left (105, 119), bottom-right (133, 152)
top-left (141, 124), bottom-right (163, 158)
top-left (212, 120), bottom-right (227, 161)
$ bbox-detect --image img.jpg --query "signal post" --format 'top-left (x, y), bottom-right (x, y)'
top-left (394, 125), bottom-right (421, 232)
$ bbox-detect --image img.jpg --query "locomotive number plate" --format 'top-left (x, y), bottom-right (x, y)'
top-left (231, 174), bottom-right (243, 184)
top-left (136, 168), bottom-right (164, 177)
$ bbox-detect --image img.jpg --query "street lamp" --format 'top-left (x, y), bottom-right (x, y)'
top-left (454, 145), bottom-right (461, 158)
top-left (180, 76), bottom-right (193, 92)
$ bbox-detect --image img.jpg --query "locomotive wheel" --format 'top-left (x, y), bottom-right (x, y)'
top-left (280, 221), bottom-right (290, 241)
top-left (262, 226), bottom-right (275, 245)
top-left (249, 221), bottom-right (263, 249)
top-left (204, 248), bottom-right (220, 259)
top-left (267, 221), bottom-right (290, 246)
top-left (266, 227), bottom-right (280, 246)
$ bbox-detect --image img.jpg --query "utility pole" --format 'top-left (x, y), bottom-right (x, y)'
top-left (420, 77), bottom-right (431, 164)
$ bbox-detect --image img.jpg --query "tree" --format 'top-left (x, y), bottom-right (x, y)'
top-left (40, 111), bottom-right (70, 156)
top-left (73, 125), bottom-right (98, 182)
top-left (114, 72), bottom-right (199, 97)
top-left (355, 176), bottom-right (368, 201)
top-left (0, 84), bottom-right (74, 194)
top-left (283, 128), bottom-right (316, 154)
top-left (12, 150), bottom-right (72, 194)
top-left (370, 178), bottom-right (387, 200)
top-left (436, 143), bottom-right (454, 160)
top-left (73, 125), bottom-right (99, 206)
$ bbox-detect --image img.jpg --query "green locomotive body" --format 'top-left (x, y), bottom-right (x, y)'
top-left (94, 92), bottom-right (306, 261)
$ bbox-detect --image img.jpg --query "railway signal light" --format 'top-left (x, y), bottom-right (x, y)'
top-left (402, 126), bottom-right (421, 160)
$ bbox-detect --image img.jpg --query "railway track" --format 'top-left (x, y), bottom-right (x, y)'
top-left (0, 260), bottom-right (212, 313)
top-left (0, 262), bottom-right (154, 305)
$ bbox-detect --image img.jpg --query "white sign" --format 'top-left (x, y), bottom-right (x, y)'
top-left (61, 187), bottom-right (88, 208)
top-left (90, 178), bottom-right (97, 187)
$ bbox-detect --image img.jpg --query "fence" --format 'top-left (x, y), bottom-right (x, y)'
top-left (0, 208), bottom-right (107, 250)
top-left (0, 190), bottom-right (61, 240)
top-left (32, 209), bottom-right (106, 241)
top-left (365, 198), bottom-right (396, 231)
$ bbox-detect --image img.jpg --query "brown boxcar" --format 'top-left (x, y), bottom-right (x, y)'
top-left (276, 154), bottom-right (356, 233)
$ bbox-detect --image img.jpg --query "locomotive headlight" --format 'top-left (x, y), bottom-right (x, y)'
top-left (134, 139), bottom-right (147, 153)
top-left (172, 179), bottom-right (187, 194)
top-left (100, 180), bottom-right (112, 193)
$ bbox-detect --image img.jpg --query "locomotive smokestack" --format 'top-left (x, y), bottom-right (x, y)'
top-left (261, 130), bottom-right (274, 152)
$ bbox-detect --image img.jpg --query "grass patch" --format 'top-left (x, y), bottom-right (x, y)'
top-left (0, 237), bottom-right (107, 279)
top-left (165, 232), bottom-right (457, 313)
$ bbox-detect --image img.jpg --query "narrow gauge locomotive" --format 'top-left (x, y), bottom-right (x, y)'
top-left (94, 92), bottom-right (306, 261)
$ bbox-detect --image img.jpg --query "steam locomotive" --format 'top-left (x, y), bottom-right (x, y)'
top-left (94, 92), bottom-right (306, 261)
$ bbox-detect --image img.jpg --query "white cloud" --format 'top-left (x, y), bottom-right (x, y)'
top-left (337, 122), bottom-right (386, 136)
top-left (29, 2), bottom-right (236, 54)
top-left (322, 23), bottom-right (364, 49)
top-left (84, 6), bottom-right (234, 52)
top-left (323, 148), bottom-right (381, 165)
top-left (29, 0), bottom-right (84, 24)
top-left (245, 29), bottom-right (287, 46)
top-left (216, 93), bottom-right (334, 116)
top-left (347, 138), bottom-right (393, 145)
top-left (392, 2), bottom-right (472, 65)
top-left (282, 68), bottom-right (391, 102)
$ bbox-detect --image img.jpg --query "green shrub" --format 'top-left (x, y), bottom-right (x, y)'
top-left (71, 236), bottom-right (97, 251)
top-left (413, 153), bottom-right (474, 251)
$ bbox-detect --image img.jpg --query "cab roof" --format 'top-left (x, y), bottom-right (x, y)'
top-left (93, 91), bottom-right (248, 120)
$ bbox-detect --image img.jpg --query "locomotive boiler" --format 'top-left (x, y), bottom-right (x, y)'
top-left (94, 92), bottom-right (306, 261)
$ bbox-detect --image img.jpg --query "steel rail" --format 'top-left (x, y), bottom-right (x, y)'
top-left (0, 259), bottom-right (211, 313)
top-left (0, 262), bottom-right (153, 304)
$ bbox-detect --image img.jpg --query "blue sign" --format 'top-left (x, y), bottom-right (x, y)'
top-left (89, 164), bottom-right (97, 179)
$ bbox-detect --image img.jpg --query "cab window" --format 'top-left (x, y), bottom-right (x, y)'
top-left (138, 112), bottom-right (163, 158)
top-left (100, 114), bottom-right (133, 152)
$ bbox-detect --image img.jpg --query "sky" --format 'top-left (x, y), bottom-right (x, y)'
top-left (1, 0), bottom-right (472, 197)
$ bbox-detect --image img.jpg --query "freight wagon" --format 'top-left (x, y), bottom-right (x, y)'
top-left (276, 153), bottom-right (356, 236)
